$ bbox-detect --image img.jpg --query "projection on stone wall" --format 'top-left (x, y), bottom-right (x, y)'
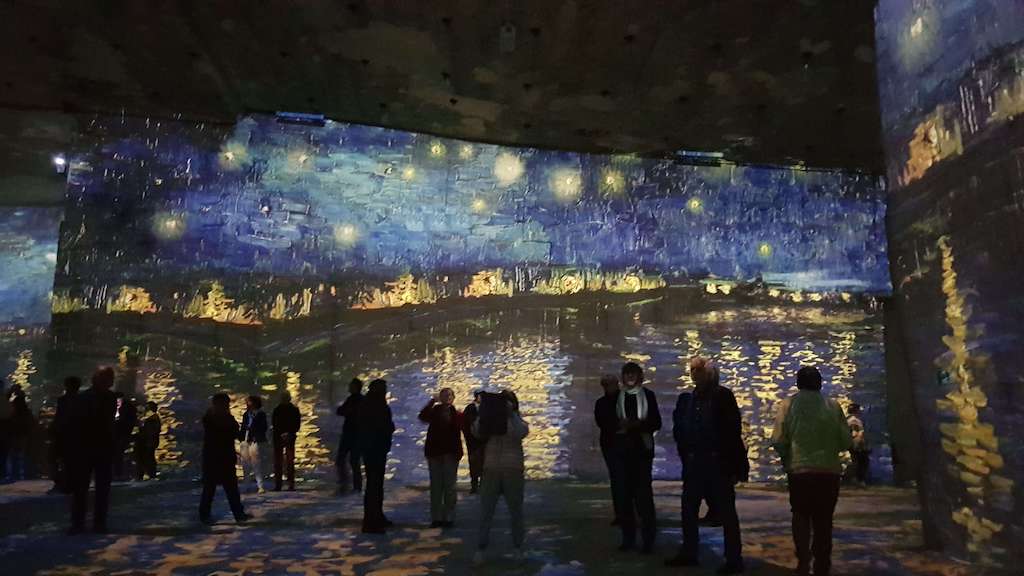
top-left (876, 0), bottom-right (1024, 566)
top-left (51, 114), bottom-right (890, 483)
top-left (0, 207), bottom-right (61, 402)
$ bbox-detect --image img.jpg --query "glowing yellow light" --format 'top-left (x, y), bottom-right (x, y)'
top-left (334, 224), bottom-right (359, 247)
top-left (494, 153), bottom-right (524, 186)
top-left (429, 141), bottom-right (447, 158)
top-left (688, 197), bottom-right (704, 214)
top-left (471, 198), bottom-right (488, 213)
top-left (910, 16), bottom-right (924, 39)
top-left (402, 166), bottom-right (416, 180)
top-left (550, 168), bottom-right (582, 202)
top-left (459, 144), bottom-right (474, 160)
top-left (758, 242), bottom-right (773, 258)
top-left (224, 151), bottom-right (235, 161)
top-left (218, 142), bottom-right (248, 170)
top-left (153, 213), bottom-right (185, 240)
top-left (600, 168), bottom-right (625, 195)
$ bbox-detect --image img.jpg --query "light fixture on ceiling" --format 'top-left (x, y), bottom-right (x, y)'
top-left (52, 154), bottom-right (67, 174)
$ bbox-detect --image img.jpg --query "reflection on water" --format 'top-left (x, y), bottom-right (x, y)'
top-left (142, 364), bottom-right (186, 469)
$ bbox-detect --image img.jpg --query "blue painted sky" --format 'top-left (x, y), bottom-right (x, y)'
top-left (0, 207), bottom-right (62, 326)
top-left (63, 115), bottom-right (890, 293)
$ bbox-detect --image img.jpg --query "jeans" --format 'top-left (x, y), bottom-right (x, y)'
top-left (273, 438), bottom-right (296, 490)
top-left (134, 445), bottom-right (157, 480)
top-left (428, 454), bottom-right (459, 522)
top-left (601, 446), bottom-right (624, 522)
top-left (336, 438), bottom-right (362, 491)
top-left (680, 459), bottom-right (742, 564)
top-left (240, 441), bottom-right (265, 490)
top-left (788, 473), bottom-right (841, 575)
top-left (363, 453), bottom-right (388, 529)
top-left (478, 468), bottom-right (525, 550)
top-left (199, 474), bottom-right (245, 521)
top-left (612, 451), bottom-right (656, 548)
top-left (70, 455), bottom-right (113, 529)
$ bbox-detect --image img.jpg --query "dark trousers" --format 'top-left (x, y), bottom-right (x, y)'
top-left (199, 474), bottom-right (245, 521)
top-left (788, 473), bottom-right (841, 575)
top-left (336, 439), bottom-right (362, 491)
top-left (851, 451), bottom-right (870, 484)
top-left (70, 456), bottom-right (113, 529)
top-left (681, 461), bottom-right (742, 563)
top-left (112, 435), bottom-right (131, 480)
top-left (362, 454), bottom-right (387, 529)
top-left (274, 438), bottom-right (296, 490)
top-left (613, 452), bottom-right (656, 547)
top-left (135, 445), bottom-right (157, 480)
top-left (467, 445), bottom-right (484, 490)
top-left (0, 424), bottom-right (8, 480)
top-left (50, 443), bottom-right (70, 492)
top-left (601, 446), bottom-right (623, 522)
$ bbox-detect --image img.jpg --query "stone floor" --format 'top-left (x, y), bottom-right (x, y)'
top-left (0, 478), bottom-right (1005, 575)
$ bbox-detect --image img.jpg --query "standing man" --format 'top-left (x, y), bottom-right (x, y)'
top-left (238, 395), bottom-right (268, 493)
top-left (199, 393), bottom-right (248, 525)
top-left (419, 387), bottom-right (463, 528)
top-left (112, 392), bottom-right (137, 481)
top-left (772, 366), bottom-right (853, 576)
top-left (49, 377), bottom-right (81, 493)
top-left (134, 401), bottom-right (161, 481)
top-left (594, 374), bottom-right (622, 526)
top-left (335, 378), bottom-right (364, 494)
top-left (612, 362), bottom-right (661, 554)
top-left (462, 390), bottom-right (485, 494)
top-left (847, 404), bottom-right (869, 486)
top-left (67, 367), bottom-right (118, 534)
top-left (358, 379), bottom-right (395, 534)
top-left (272, 391), bottom-right (301, 491)
top-left (666, 357), bottom-right (747, 574)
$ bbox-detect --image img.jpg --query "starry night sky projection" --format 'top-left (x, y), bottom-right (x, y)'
top-left (0, 207), bottom-right (62, 327)
top-left (59, 114), bottom-right (889, 294)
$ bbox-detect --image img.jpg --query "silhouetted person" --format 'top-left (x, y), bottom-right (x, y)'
top-left (666, 358), bottom-right (747, 574)
top-left (7, 384), bottom-right (32, 481)
top-left (272, 391), bottom-right (301, 491)
top-left (135, 401), bottom-right (160, 481)
top-left (847, 403), bottom-right (869, 486)
top-left (420, 387), bottom-right (463, 528)
top-left (462, 390), bottom-right (485, 494)
top-left (473, 390), bottom-right (529, 565)
top-left (0, 379), bottom-right (11, 482)
top-left (594, 374), bottom-right (623, 526)
top-left (611, 362), bottom-right (661, 554)
top-left (112, 392), bottom-right (137, 481)
top-left (68, 367), bottom-right (117, 534)
top-left (199, 393), bottom-right (248, 525)
top-left (49, 377), bottom-right (81, 492)
top-left (772, 366), bottom-right (853, 576)
top-left (358, 379), bottom-right (395, 534)
top-left (335, 378), bottom-right (364, 494)
top-left (238, 395), bottom-right (268, 493)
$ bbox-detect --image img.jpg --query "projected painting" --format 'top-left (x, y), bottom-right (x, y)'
top-left (0, 207), bottom-right (61, 406)
top-left (875, 0), bottom-right (1024, 566)
top-left (51, 114), bottom-right (889, 483)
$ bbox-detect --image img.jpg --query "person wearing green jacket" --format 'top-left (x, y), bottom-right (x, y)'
top-left (771, 366), bottom-right (852, 576)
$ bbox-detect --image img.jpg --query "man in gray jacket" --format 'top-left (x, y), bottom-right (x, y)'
top-left (473, 390), bottom-right (529, 565)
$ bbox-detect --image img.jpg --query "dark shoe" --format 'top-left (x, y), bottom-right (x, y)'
top-left (362, 525), bottom-right (387, 534)
top-left (200, 517), bottom-right (215, 526)
top-left (235, 513), bottom-right (250, 523)
top-left (430, 521), bottom-right (443, 528)
top-left (383, 518), bottom-right (395, 527)
top-left (717, 561), bottom-right (745, 574)
top-left (665, 553), bottom-right (700, 567)
top-left (795, 561), bottom-right (810, 576)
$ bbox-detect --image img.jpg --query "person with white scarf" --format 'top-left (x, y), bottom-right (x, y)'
top-left (610, 362), bottom-right (662, 554)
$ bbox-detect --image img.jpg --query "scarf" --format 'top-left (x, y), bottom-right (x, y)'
top-left (617, 386), bottom-right (648, 422)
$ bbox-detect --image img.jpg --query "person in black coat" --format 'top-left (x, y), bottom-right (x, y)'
top-left (612, 362), bottom-right (662, 553)
top-left (135, 401), bottom-right (161, 481)
top-left (7, 384), bottom-right (33, 481)
top-left (49, 377), bottom-right (81, 493)
top-left (335, 378), bottom-right (364, 494)
top-left (271, 391), bottom-right (301, 491)
top-left (112, 392), bottom-right (137, 481)
top-left (199, 393), bottom-right (247, 524)
top-left (358, 379), bottom-right (395, 534)
top-left (67, 367), bottom-right (118, 534)
top-left (665, 357), bottom-right (747, 574)
top-left (594, 374), bottom-right (622, 526)
top-left (462, 390), bottom-right (485, 494)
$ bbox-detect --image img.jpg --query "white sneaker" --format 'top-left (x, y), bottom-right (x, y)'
top-left (473, 550), bottom-right (486, 566)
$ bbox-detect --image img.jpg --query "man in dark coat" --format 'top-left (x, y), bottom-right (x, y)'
top-left (612, 362), bottom-right (662, 554)
top-left (358, 379), bottom-right (395, 534)
top-left (199, 393), bottom-right (247, 524)
top-left (67, 367), bottom-right (117, 534)
top-left (49, 377), bottom-right (81, 493)
top-left (594, 374), bottom-right (622, 526)
top-left (135, 401), bottom-right (161, 481)
top-left (272, 391), bottom-right (301, 491)
top-left (462, 390), bottom-right (485, 494)
top-left (335, 378), bottom-right (364, 494)
top-left (112, 392), bottom-right (137, 481)
top-left (419, 387), bottom-right (463, 528)
top-left (666, 357), bottom-right (747, 574)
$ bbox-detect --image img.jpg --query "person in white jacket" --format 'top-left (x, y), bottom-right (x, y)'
top-left (473, 390), bottom-right (529, 565)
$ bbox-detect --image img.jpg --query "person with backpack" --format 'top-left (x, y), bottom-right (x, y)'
top-left (358, 379), bottom-right (395, 534)
top-left (611, 362), bottom-right (662, 554)
top-left (419, 387), bottom-right (463, 528)
top-left (665, 357), bottom-right (747, 574)
top-left (473, 390), bottom-right (529, 565)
